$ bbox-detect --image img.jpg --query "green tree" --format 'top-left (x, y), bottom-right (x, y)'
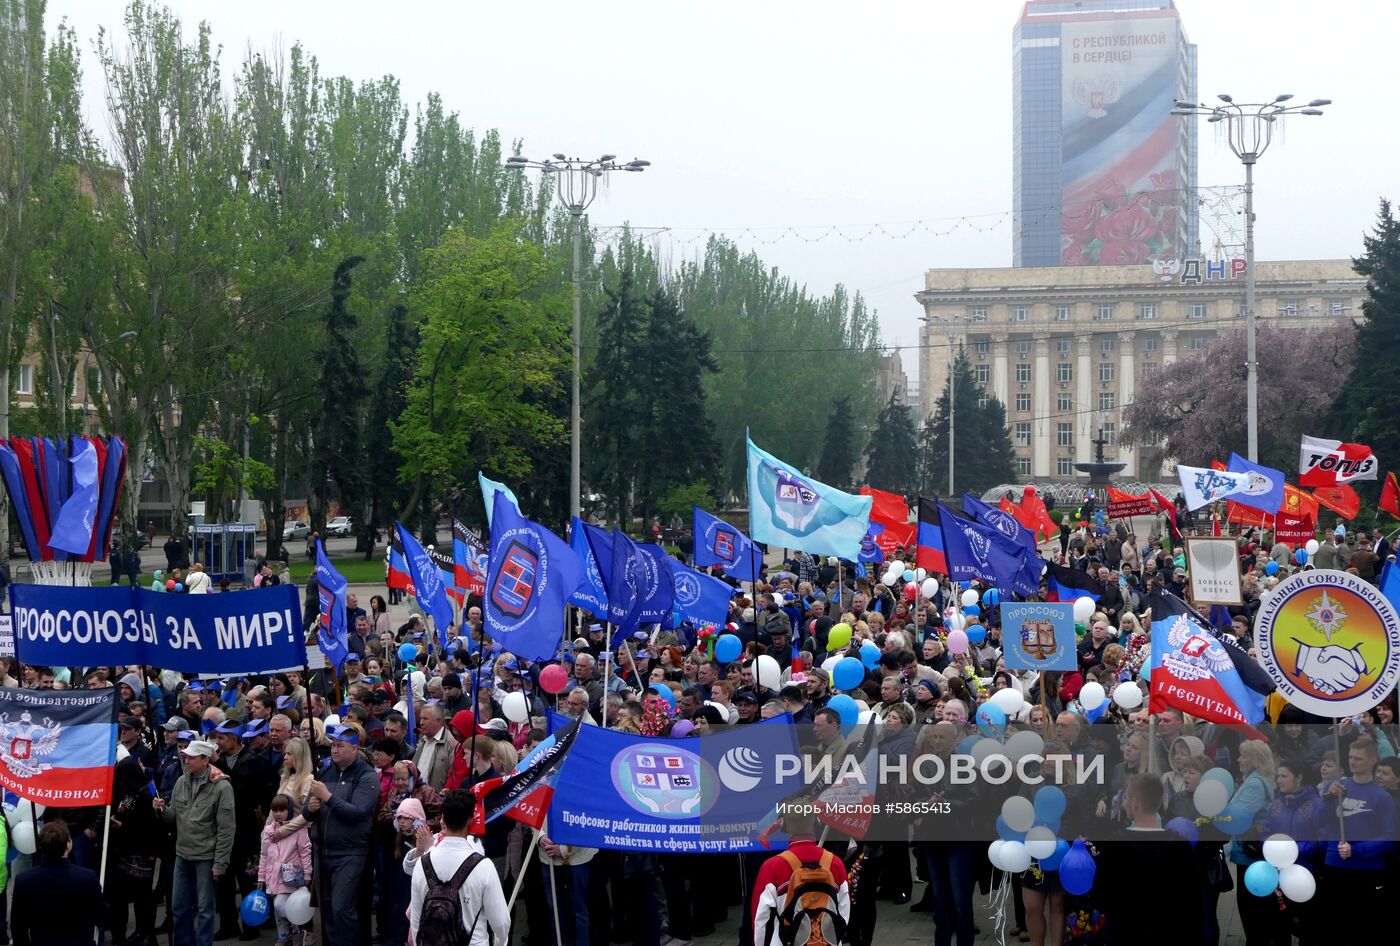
top-left (193, 437), bottom-right (275, 523)
top-left (863, 390), bottom-right (917, 497)
top-left (311, 256), bottom-right (369, 531)
top-left (814, 396), bottom-right (858, 489)
top-left (1330, 200), bottom-right (1400, 480)
top-left (362, 303), bottom-right (413, 551)
top-left (919, 348), bottom-right (1015, 497)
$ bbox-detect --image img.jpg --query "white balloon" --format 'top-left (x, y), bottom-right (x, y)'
top-left (857, 710), bottom-right (876, 724)
top-left (1025, 826), bottom-right (1058, 860)
top-left (1278, 864), bottom-right (1316, 903)
top-left (1193, 779), bottom-right (1229, 818)
top-left (502, 691), bottom-right (529, 724)
top-left (987, 839), bottom-right (1006, 871)
top-left (324, 714), bottom-right (341, 728)
top-left (999, 839), bottom-right (1032, 873)
top-left (284, 886), bottom-right (315, 925)
top-left (961, 589), bottom-right (979, 608)
top-left (889, 560), bottom-right (905, 574)
top-left (947, 612), bottom-right (966, 631)
top-left (1077, 681), bottom-right (1106, 712)
top-left (1304, 539), bottom-right (1319, 556)
top-left (883, 568), bottom-right (901, 585)
top-left (1263, 834), bottom-right (1300, 868)
top-left (822, 656), bottom-right (843, 675)
top-left (1072, 596), bottom-right (1096, 624)
top-left (10, 821), bottom-right (35, 855)
top-left (921, 577), bottom-right (939, 600)
top-left (755, 654), bottom-right (781, 692)
top-left (990, 687), bottom-right (1025, 716)
top-left (1001, 796), bottom-right (1036, 833)
top-left (915, 568), bottom-right (928, 582)
top-left (1112, 682), bottom-right (1143, 710)
top-left (5, 802), bottom-right (32, 827)
top-left (1004, 730), bottom-right (1045, 763)
top-left (970, 737), bottom-right (1004, 766)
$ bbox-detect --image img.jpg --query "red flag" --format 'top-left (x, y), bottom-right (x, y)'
top-left (1227, 501), bottom-right (1273, 529)
top-left (859, 486), bottom-right (910, 526)
top-left (1382, 472), bottom-right (1400, 519)
top-left (1018, 485), bottom-right (1056, 541)
top-left (1106, 487), bottom-right (1154, 518)
top-left (1313, 484), bottom-right (1360, 521)
top-left (1281, 483), bottom-right (1319, 523)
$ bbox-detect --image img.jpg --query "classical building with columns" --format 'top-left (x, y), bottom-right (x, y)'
top-left (915, 258), bottom-right (1364, 482)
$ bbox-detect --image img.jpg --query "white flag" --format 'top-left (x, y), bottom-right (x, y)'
top-left (1177, 465), bottom-right (1252, 511)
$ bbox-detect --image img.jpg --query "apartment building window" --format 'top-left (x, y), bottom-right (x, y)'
top-left (1055, 305), bottom-right (1071, 322)
top-left (1056, 363), bottom-right (1073, 383)
top-left (1057, 457), bottom-right (1074, 476)
top-left (1015, 422), bottom-right (1031, 447)
top-left (1016, 457), bottom-right (1032, 476)
top-left (1015, 393), bottom-right (1031, 412)
top-left (1095, 304), bottom-right (1114, 321)
top-left (1015, 363), bottom-right (1031, 383)
top-left (1013, 305), bottom-right (1029, 323)
top-left (1057, 394), bottom-right (1073, 412)
top-left (973, 340), bottom-right (989, 355)
top-left (1143, 336), bottom-right (1157, 354)
top-left (1139, 303), bottom-right (1157, 320)
top-left (1099, 363), bottom-right (1116, 383)
top-left (1099, 392), bottom-right (1116, 411)
top-left (1016, 340), bottom-right (1031, 356)
top-left (15, 364), bottom-right (33, 396)
top-left (1056, 338), bottom-right (1071, 354)
top-left (971, 306), bottom-right (987, 319)
top-left (1188, 302), bottom-right (1207, 320)
top-left (1056, 423), bottom-right (1073, 447)
top-left (1190, 336), bottom-right (1206, 351)
top-left (1141, 362), bottom-right (1157, 377)
top-left (1100, 336), bottom-right (1115, 354)
top-left (1279, 301), bottom-right (1300, 316)
top-left (977, 395), bottom-right (989, 409)
top-left (1102, 422), bottom-right (1117, 445)
top-left (1330, 300), bottom-right (1348, 315)
top-left (974, 364), bottom-right (990, 384)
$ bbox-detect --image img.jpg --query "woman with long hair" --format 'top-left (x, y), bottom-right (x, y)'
top-left (107, 756), bottom-right (162, 946)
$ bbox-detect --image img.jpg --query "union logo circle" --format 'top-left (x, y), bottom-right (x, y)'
top-left (1255, 569), bottom-right (1400, 718)
top-left (610, 742), bottom-right (718, 818)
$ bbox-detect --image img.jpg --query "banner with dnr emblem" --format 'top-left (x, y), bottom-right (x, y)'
top-left (1186, 538), bottom-right (1243, 605)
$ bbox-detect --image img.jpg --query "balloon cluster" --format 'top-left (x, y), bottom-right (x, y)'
top-left (1245, 834), bottom-right (1315, 902)
top-left (987, 785), bottom-right (1084, 889)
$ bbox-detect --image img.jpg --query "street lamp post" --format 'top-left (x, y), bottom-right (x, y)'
top-left (503, 154), bottom-right (650, 521)
top-left (920, 313), bottom-right (984, 496)
top-left (1171, 94), bottom-right (1330, 462)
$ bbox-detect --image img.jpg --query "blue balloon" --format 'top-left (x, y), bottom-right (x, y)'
top-left (1040, 838), bottom-right (1070, 870)
top-left (1202, 767), bottom-right (1235, 796)
top-left (648, 683), bottom-right (676, 709)
top-left (975, 702), bottom-right (1006, 738)
top-left (903, 569), bottom-right (915, 582)
top-left (984, 588), bottom-right (1001, 607)
top-left (957, 735), bottom-right (978, 755)
top-left (963, 605), bottom-right (980, 617)
top-left (967, 625), bottom-right (987, 645)
top-left (1295, 548), bottom-right (1308, 565)
top-left (832, 656), bottom-right (865, 691)
top-left (859, 640), bottom-right (881, 669)
top-left (1244, 860), bottom-right (1280, 897)
top-left (826, 693), bottom-right (859, 731)
top-left (714, 633), bottom-right (742, 663)
top-left (240, 890), bottom-right (271, 927)
top-left (1033, 816), bottom-right (1061, 835)
top-left (1058, 838), bottom-right (1096, 895)
top-left (1139, 663), bottom-right (1152, 682)
top-left (398, 642), bottom-right (418, 663)
top-left (995, 815), bottom-right (1025, 842)
top-left (1165, 816), bottom-right (1199, 846)
top-left (1033, 785), bottom-right (1067, 822)
top-left (1265, 560), bottom-right (1279, 576)
top-left (1219, 804), bottom-right (1254, 836)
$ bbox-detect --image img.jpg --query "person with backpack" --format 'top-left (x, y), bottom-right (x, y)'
top-left (409, 789), bottom-right (510, 946)
top-left (751, 810), bottom-right (849, 946)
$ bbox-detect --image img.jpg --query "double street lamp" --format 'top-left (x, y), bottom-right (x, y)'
top-left (1170, 94), bottom-right (1331, 462)
top-left (504, 154), bottom-right (650, 520)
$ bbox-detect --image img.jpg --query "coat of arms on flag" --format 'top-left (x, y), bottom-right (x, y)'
top-left (491, 540), bottom-right (539, 620)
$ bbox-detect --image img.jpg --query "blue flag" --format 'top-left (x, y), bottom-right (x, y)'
top-left (938, 503), bottom-right (1039, 596)
top-left (568, 517), bottom-right (610, 616)
top-left (485, 492), bottom-right (584, 662)
top-left (746, 434), bottom-right (872, 559)
top-left (395, 522), bottom-right (454, 650)
top-left (961, 492), bottom-right (1036, 552)
top-left (314, 539), bottom-right (351, 672)
top-left (479, 472), bottom-right (521, 528)
top-left (636, 544), bottom-right (675, 625)
top-left (605, 529), bottom-right (643, 632)
top-left (48, 438), bottom-right (99, 556)
top-left (667, 558), bottom-right (733, 629)
top-left (402, 673), bottom-right (417, 750)
top-left (857, 521), bottom-right (886, 565)
top-left (1225, 452), bottom-right (1285, 515)
top-left (692, 507), bottom-right (760, 582)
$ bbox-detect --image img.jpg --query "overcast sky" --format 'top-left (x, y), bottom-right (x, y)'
top-left (48, 0), bottom-right (1397, 395)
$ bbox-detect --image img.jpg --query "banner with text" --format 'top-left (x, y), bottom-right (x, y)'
top-left (9, 584), bottom-right (304, 674)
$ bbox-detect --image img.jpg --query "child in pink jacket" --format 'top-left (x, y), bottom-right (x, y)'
top-left (258, 794), bottom-right (313, 946)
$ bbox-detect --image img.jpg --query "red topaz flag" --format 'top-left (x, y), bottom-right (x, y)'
top-left (1313, 484), bottom-right (1360, 521)
top-left (1299, 435), bottom-right (1379, 487)
top-left (1382, 472), bottom-right (1400, 519)
top-left (0, 687), bottom-right (118, 807)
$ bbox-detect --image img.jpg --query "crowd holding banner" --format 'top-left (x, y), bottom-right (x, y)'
top-left (0, 432), bottom-right (1397, 946)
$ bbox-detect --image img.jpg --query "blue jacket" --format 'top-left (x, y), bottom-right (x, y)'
top-left (1321, 777), bottom-right (1397, 872)
top-left (1228, 770), bottom-right (1275, 864)
top-left (307, 756), bottom-right (378, 857)
top-left (1260, 786), bottom-right (1326, 865)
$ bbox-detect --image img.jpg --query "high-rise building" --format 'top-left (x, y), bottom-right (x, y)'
top-left (1013, 0), bottom-right (1198, 268)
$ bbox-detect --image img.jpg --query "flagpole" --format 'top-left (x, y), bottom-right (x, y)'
top-left (1333, 717), bottom-right (1346, 844)
top-left (548, 862), bottom-right (565, 946)
top-left (507, 830), bottom-right (543, 910)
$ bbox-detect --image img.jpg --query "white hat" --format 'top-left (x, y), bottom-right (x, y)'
top-left (181, 740), bottom-right (215, 758)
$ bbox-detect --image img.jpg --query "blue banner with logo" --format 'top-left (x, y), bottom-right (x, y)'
top-left (547, 712), bottom-right (801, 852)
top-left (1000, 601), bottom-right (1078, 671)
top-left (395, 521), bottom-right (454, 649)
top-left (692, 508), bottom-right (760, 582)
top-left (1225, 452), bottom-right (1286, 515)
top-left (568, 518), bottom-right (610, 617)
top-left (746, 434), bottom-right (872, 559)
top-left (9, 583), bottom-right (305, 675)
top-left (666, 558), bottom-right (733, 629)
top-left (485, 493), bottom-right (584, 662)
top-left (315, 539), bottom-right (350, 672)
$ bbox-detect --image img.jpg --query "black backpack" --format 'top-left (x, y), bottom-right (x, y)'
top-left (418, 851), bottom-right (486, 946)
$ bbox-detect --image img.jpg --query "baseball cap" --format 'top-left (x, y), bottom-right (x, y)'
top-left (242, 719), bottom-right (269, 738)
top-left (176, 730), bottom-right (198, 742)
top-left (499, 656), bottom-right (519, 671)
top-left (344, 653), bottom-right (361, 663)
top-left (733, 690), bottom-right (759, 705)
top-left (631, 631), bottom-right (648, 642)
top-left (119, 717), bottom-right (143, 732)
top-left (589, 623), bottom-right (604, 634)
top-left (275, 696), bottom-right (296, 710)
top-left (325, 724), bottom-right (361, 745)
top-left (185, 681), bottom-right (206, 693)
top-left (181, 740), bottom-right (215, 758)
top-left (213, 720), bottom-right (244, 737)
top-left (162, 715), bottom-right (190, 733)
top-left (370, 690), bottom-right (391, 705)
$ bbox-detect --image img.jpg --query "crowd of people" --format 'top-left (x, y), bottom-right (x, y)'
top-left (1, 508), bottom-right (1398, 946)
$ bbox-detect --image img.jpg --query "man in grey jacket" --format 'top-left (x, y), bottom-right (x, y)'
top-left (306, 723), bottom-right (379, 946)
top-left (154, 738), bottom-right (235, 946)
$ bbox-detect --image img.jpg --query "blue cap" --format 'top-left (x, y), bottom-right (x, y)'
top-left (242, 719), bottom-right (269, 739)
top-left (345, 653), bottom-right (361, 663)
top-left (275, 696), bottom-right (296, 710)
top-left (176, 730), bottom-right (198, 741)
top-left (186, 681), bottom-right (206, 692)
top-left (500, 656), bottom-right (518, 671)
top-left (200, 719), bottom-right (218, 734)
top-left (325, 724), bottom-right (360, 745)
top-left (213, 720), bottom-right (243, 736)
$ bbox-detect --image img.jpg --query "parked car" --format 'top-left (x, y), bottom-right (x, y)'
top-left (327, 516), bottom-right (353, 537)
top-left (283, 521), bottom-right (311, 541)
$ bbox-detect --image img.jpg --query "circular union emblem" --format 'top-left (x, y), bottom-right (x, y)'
top-left (610, 742), bottom-right (717, 818)
top-left (1255, 569), bottom-right (1400, 718)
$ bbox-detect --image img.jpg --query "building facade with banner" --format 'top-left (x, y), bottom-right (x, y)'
top-left (1013, 0), bottom-right (1197, 268)
top-left (915, 259), bottom-right (1365, 481)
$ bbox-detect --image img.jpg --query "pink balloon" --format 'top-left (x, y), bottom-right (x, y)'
top-left (947, 629), bottom-right (970, 655)
top-left (539, 664), bottom-right (570, 695)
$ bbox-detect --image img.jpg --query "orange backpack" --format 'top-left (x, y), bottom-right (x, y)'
top-left (776, 850), bottom-right (845, 946)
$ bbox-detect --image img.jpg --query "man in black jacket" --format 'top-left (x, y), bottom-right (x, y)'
top-left (306, 724), bottom-right (379, 946)
top-left (13, 821), bottom-right (107, 946)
